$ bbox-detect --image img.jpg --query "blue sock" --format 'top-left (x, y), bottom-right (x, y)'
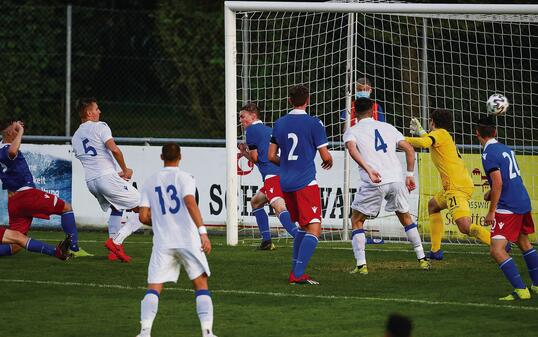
top-left (293, 233), bottom-right (319, 277)
top-left (253, 207), bottom-right (271, 241)
top-left (499, 257), bottom-right (526, 289)
top-left (523, 248), bottom-right (538, 286)
top-left (292, 230), bottom-right (306, 270)
top-left (26, 238), bottom-right (56, 257)
top-left (61, 211), bottom-right (79, 251)
top-left (0, 244), bottom-right (12, 256)
top-left (278, 211), bottom-right (297, 238)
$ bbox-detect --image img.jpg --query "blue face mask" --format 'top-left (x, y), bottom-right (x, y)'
top-left (355, 91), bottom-right (371, 99)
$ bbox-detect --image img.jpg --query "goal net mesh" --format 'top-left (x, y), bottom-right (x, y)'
top-left (234, 4), bottom-right (538, 244)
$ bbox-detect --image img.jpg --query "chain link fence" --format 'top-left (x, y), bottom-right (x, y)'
top-left (0, 2), bottom-right (225, 140)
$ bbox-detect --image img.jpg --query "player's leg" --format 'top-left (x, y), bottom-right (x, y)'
top-left (290, 185), bottom-right (322, 284)
top-left (59, 201), bottom-right (93, 256)
top-left (112, 207), bottom-right (144, 245)
top-left (282, 191), bottom-right (304, 273)
top-left (515, 213), bottom-right (538, 294)
top-left (192, 275), bottom-right (217, 337)
top-left (1, 228), bottom-right (71, 260)
top-left (250, 190), bottom-right (273, 250)
top-left (266, 176), bottom-right (298, 238)
top-left (427, 193), bottom-right (445, 260)
top-left (449, 190), bottom-right (490, 246)
top-left (350, 210), bottom-right (368, 274)
top-left (137, 283), bottom-right (163, 337)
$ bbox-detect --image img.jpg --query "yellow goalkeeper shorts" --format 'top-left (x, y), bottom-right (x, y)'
top-left (433, 188), bottom-right (472, 221)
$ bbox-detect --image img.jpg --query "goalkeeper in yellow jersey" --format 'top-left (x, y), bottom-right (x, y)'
top-left (406, 109), bottom-right (491, 260)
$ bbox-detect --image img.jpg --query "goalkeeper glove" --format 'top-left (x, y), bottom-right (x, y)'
top-left (409, 117), bottom-right (426, 136)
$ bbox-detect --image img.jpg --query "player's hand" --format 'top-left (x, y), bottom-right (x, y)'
top-left (409, 117), bottom-right (426, 136)
top-left (485, 210), bottom-right (496, 227)
top-left (321, 157), bottom-right (333, 170)
top-left (405, 176), bottom-right (416, 192)
top-left (119, 168), bottom-right (133, 181)
top-left (237, 143), bottom-right (248, 156)
top-left (367, 169), bottom-right (382, 183)
top-left (200, 234), bottom-right (212, 255)
top-left (14, 121), bottom-right (24, 134)
top-left (484, 190), bottom-right (491, 201)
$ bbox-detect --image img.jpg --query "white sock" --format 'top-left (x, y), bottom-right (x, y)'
top-left (351, 231), bottom-right (366, 266)
top-left (108, 211), bottom-right (123, 238)
top-left (404, 224), bottom-right (425, 260)
top-left (196, 290), bottom-right (214, 337)
top-left (113, 212), bottom-right (143, 245)
top-left (140, 290), bottom-right (159, 336)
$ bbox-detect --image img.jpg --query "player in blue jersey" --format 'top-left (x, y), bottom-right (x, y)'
top-left (238, 102), bottom-right (298, 250)
top-left (0, 118), bottom-right (90, 258)
top-left (268, 85), bottom-right (333, 285)
top-left (476, 117), bottom-right (538, 300)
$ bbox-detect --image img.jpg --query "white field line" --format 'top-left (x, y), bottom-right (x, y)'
top-left (38, 238), bottom-right (503, 256)
top-left (1, 278), bottom-right (536, 312)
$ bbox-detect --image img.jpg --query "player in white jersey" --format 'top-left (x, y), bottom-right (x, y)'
top-left (72, 98), bottom-right (143, 262)
top-left (136, 143), bottom-right (216, 337)
top-left (343, 98), bottom-right (430, 274)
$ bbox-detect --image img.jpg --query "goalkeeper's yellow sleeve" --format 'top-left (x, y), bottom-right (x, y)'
top-left (405, 135), bottom-right (434, 149)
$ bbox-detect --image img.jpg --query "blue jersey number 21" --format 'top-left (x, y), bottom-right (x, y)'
top-left (155, 185), bottom-right (181, 215)
top-left (374, 129), bottom-right (388, 153)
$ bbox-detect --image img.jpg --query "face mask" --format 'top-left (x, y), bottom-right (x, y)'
top-left (355, 91), bottom-right (371, 99)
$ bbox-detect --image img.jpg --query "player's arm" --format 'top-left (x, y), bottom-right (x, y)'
top-left (397, 140), bottom-right (416, 191)
top-left (485, 170), bottom-right (502, 226)
top-left (314, 119), bottom-right (332, 170)
top-left (406, 117), bottom-right (434, 149)
top-left (268, 143), bottom-right (279, 166)
top-left (238, 143), bottom-right (258, 163)
top-left (318, 146), bottom-right (333, 170)
top-left (184, 194), bottom-right (211, 254)
top-left (139, 207), bottom-right (152, 225)
top-left (344, 140), bottom-right (380, 183)
top-left (8, 121), bottom-right (24, 159)
top-left (105, 138), bottom-right (133, 180)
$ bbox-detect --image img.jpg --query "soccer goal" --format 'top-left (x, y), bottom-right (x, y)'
top-left (225, 1), bottom-right (538, 246)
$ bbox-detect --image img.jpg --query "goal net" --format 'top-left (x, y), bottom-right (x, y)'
top-left (225, 1), bottom-right (538, 245)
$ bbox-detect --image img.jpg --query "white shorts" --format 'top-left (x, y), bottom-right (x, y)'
top-left (351, 182), bottom-right (410, 217)
top-left (86, 173), bottom-right (140, 211)
top-left (147, 246), bottom-right (211, 284)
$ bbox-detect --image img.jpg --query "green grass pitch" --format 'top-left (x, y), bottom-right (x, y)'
top-left (1, 231), bottom-right (537, 337)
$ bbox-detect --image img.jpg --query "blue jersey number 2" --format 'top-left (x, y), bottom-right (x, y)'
top-left (155, 185), bottom-right (181, 215)
top-left (374, 129), bottom-right (388, 153)
top-left (82, 138), bottom-right (97, 157)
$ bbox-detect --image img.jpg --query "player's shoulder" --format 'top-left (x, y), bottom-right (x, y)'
top-left (176, 169), bottom-right (195, 182)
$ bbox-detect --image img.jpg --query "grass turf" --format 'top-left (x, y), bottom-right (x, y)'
top-left (1, 231), bottom-right (537, 337)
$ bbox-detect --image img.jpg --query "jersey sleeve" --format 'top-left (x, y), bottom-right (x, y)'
top-left (97, 122), bottom-right (113, 143)
top-left (313, 118), bottom-right (329, 148)
top-left (482, 151), bottom-right (500, 175)
top-left (270, 122), bottom-right (279, 145)
top-left (342, 128), bottom-right (356, 144)
top-left (139, 181), bottom-right (152, 208)
top-left (392, 125), bottom-right (405, 143)
top-left (0, 146), bottom-right (10, 164)
top-left (245, 128), bottom-right (257, 150)
top-left (178, 173), bottom-right (196, 198)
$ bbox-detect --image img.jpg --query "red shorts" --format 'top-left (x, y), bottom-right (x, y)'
top-left (8, 189), bottom-right (65, 235)
top-left (259, 176), bottom-right (284, 204)
top-left (0, 227), bottom-right (5, 243)
top-left (491, 212), bottom-right (535, 242)
top-left (282, 184), bottom-right (322, 227)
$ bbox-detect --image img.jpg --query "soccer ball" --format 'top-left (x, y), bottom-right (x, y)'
top-left (486, 94), bottom-right (509, 116)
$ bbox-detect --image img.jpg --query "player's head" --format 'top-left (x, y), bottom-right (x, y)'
top-left (384, 314), bottom-right (412, 337)
top-left (356, 77), bottom-right (372, 99)
top-left (0, 117), bottom-right (22, 141)
top-left (239, 102), bottom-right (260, 128)
top-left (354, 97), bottom-right (373, 119)
top-left (76, 97), bottom-right (100, 122)
top-left (288, 85), bottom-right (310, 108)
top-left (429, 109), bottom-right (452, 131)
top-left (161, 143), bottom-right (181, 166)
top-left (475, 116), bottom-right (497, 145)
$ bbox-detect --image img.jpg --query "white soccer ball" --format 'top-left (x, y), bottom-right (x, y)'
top-left (486, 94), bottom-right (509, 116)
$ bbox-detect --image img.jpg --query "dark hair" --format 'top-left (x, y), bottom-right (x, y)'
top-left (289, 85), bottom-right (309, 107)
top-left (386, 314), bottom-right (413, 337)
top-left (240, 102), bottom-right (260, 115)
top-left (76, 97), bottom-right (97, 119)
top-left (476, 116), bottom-right (496, 138)
top-left (354, 97), bottom-right (373, 117)
top-left (161, 143), bottom-right (181, 162)
top-left (357, 77), bottom-right (372, 87)
top-left (430, 109), bottom-right (453, 130)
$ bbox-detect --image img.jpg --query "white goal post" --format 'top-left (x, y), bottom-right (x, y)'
top-left (224, 1), bottom-right (538, 246)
